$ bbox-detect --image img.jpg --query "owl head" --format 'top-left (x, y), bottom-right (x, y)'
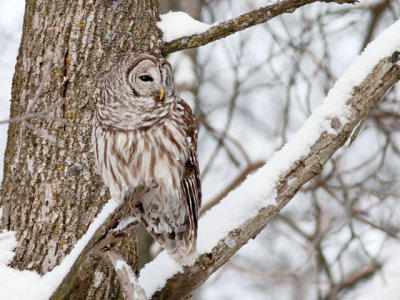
top-left (102, 53), bottom-right (177, 107)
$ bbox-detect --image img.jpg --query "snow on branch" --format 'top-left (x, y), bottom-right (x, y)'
top-left (51, 187), bottom-right (147, 299)
top-left (157, 11), bottom-right (211, 43)
top-left (0, 199), bottom-right (118, 300)
top-left (160, 0), bottom-right (358, 55)
top-left (140, 20), bottom-right (400, 299)
top-left (0, 187), bottom-right (145, 299)
top-left (106, 251), bottom-right (147, 300)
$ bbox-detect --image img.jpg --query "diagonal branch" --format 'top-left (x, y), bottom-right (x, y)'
top-left (147, 52), bottom-right (400, 299)
top-left (51, 187), bottom-right (147, 300)
top-left (161, 0), bottom-right (358, 54)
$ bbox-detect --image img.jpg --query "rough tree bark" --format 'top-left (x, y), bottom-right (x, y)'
top-left (0, 0), bottom-right (162, 298)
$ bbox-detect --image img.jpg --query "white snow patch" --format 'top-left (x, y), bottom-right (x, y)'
top-left (116, 259), bottom-right (148, 299)
top-left (0, 231), bottom-right (17, 265)
top-left (197, 172), bottom-right (277, 254)
top-left (115, 259), bottom-right (125, 271)
top-left (0, 199), bottom-right (119, 300)
top-left (139, 251), bottom-right (183, 296)
top-left (0, 265), bottom-right (42, 300)
top-left (115, 259), bottom-right (140, 286)
top-left (224, 236), bottom-right (236, 248)
top-left (157, 11), bottom-right (212, 42)
top-left (139, 18), bottom-right (400, 297)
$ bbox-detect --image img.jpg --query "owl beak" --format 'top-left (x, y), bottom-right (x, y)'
top-left (159, 87), bottom-right (164, 102)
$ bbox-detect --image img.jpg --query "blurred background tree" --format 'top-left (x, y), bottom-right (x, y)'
top-left (158, 1), bottom-right (400, 299)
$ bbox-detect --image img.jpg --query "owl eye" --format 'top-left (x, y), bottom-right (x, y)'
top-left (139, 75), bottom-right (153, 82)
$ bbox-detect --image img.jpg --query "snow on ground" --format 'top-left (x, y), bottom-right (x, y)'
top-left (0, 199), bottom-right (118, 300)
top-left (0, 231), bottom-right (17, 265)
top-left (157, 11), bottom-right (212, 42)
top-left (138, 18), bottom-right (400, 297)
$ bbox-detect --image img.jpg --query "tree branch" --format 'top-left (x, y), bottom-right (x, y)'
top-left (51, 187), bottom-right (147, 300)
top-left (106, 250), bottom-right (147, 300)
top-left (149, 53), bottom-right (400, 299)
top-left (161, 0), bottom-right (358, 54)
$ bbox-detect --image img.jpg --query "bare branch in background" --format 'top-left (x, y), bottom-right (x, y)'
top-left (151, 53), bottom-right (400, 300)
top-left (360, 0), bottom-right (392, 51)
top-left (162, 0), bottom-right (358, 55)
top-left (200, 160), bottom-right (265, 216)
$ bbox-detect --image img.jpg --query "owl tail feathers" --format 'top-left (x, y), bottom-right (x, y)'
top-left (144, 224), bottom-right (198, 266)
top-left (164, 235), bottom-right (197, 266)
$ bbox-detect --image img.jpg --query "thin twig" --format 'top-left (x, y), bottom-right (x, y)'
top-left (227, 261), bottom-right (330, 286)
top-left (0, 98), bottom-right (66, 125)
top-left (23, 121), bottom-right (57, 143)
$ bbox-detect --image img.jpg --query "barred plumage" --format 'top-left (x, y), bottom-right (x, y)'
top-left (92, 53), bottom-right (201, 265)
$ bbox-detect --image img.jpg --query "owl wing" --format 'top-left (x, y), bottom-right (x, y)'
top-left (174, 144), bottom-right (201, 265)
top-left (140, 99), bottom-right (201, 266)
top-left (162, 99), bottom-right (201, 265)
top-left (177, 99), bottom-right (202, 264)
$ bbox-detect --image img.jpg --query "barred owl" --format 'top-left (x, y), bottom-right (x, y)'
top-left (92, 53), bottom-right (201, 266)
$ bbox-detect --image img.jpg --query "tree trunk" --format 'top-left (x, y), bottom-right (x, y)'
top-left (0, 0), bottom-right (161, 298)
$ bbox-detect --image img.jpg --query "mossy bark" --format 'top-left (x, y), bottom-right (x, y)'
top-left (0, 0), bottom-right (162, 298)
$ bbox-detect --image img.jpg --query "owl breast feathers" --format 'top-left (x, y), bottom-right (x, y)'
top-left (92, 53), bottom-right (201, 266)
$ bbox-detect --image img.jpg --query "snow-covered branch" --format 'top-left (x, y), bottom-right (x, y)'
top-left (106, 251), bottom-right (147, 300)
top-left (51, 187), bottom-right (147, 299)
top-left (140, 21), bottom-right (400, 298)
top-left (160, 0), bottom-right (358, 55)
